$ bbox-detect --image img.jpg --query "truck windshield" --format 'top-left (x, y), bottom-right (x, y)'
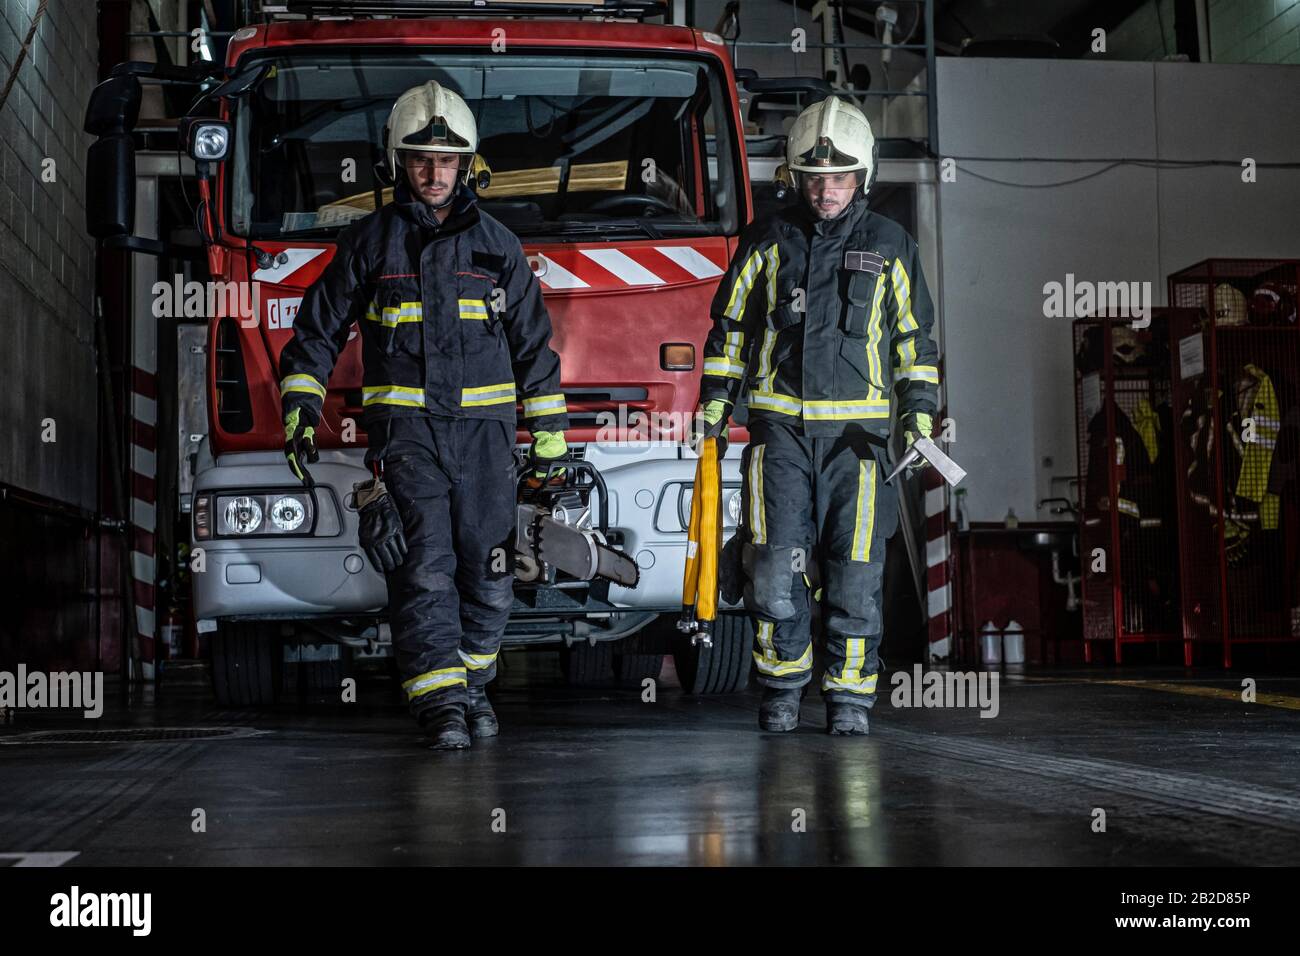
top-left (228, 49), bottom-right (743, 241)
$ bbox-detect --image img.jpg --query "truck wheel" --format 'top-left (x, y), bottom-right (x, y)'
top-left (211, 622), bottom-right (280, 707)
top-left (672, 612), bottom-right (752, 694)
top-left (286, 642), bottom-right (355, 700)
top-left (560, 640), bottom-right (614, 686)
top-left (613, 631), bottom-right (664, 686)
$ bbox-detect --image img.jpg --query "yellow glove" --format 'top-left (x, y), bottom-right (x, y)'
top-left (689, 399), bottom-right (732, 451)
top-left (284, 407), bottom-right (319, 486)
top-left (529, 430), bottom-right (568, 484)
top-left (902, 412), bottom-right (933, 470)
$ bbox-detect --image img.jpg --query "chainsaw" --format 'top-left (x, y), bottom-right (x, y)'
top-left (514, 457), bottom-right (639, 588)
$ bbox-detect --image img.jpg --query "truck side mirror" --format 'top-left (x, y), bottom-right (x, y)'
top-left (84, 74), bottom-right (163, 255)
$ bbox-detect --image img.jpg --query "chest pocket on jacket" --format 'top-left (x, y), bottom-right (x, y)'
top-left (839, 262), bottom-right (885, 339)
top-left (456, 269), bottom-right (506, 353)
top-left (366, 275), bottom-right (423, 358)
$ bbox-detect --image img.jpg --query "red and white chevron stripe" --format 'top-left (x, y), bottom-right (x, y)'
top-left (926, 397), bottom-right (952, 662)
top-left (129, 363), bottom-right (157, 681)
top-left (528, 243), bottom-right (726, 291)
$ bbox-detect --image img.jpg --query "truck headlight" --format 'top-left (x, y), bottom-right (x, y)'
top-left (269, 495), bottom-right (307, 532)
top-left (725, 488), bottom-right (742, 527)
top-left (677, 483), bottom-right (743, 532)
top-left (199, 490), bottom-right (316, 538)
top-left (223, 496), bottom-right (263, 535)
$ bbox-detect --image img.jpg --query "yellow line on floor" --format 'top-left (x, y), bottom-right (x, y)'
top-left (1013, 675), bottom-right (1300, 710)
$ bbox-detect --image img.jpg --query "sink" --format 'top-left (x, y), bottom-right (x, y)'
top-left (1017, 530), bottom-right (1076, 552)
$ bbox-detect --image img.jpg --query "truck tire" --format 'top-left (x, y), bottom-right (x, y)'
top-left (613, 631), bottom-right (664, 686)
top-left (210, 622), bottom-right (280, 707)
top-left (672, 611), bottom-right (752, 695)
top-left (559, 640), bottom-right (614, 686)
top-left (287, 642), bottom-right (355, 700)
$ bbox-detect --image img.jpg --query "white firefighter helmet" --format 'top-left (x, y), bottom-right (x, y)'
top-left (1213, 283), bottom-right (1248, 327)
top-left (385, 80), bottom-right (478, 182)
top-left (785, 96), bottom-right (877, 186)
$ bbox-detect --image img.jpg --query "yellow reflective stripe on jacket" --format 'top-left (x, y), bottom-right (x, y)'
top-left (462, 381), bottom-right (517, 406)
top-left (703, 356), bottom-right (746, 379)
top-left (281, 373), bottom-right (326, 398)
top-left (896, 364), bottom-right (940, 383)
top-left (722, 330), bottom-right (745, 364)
top-left (748, 444), bottom-right (767, 544)
top-left (522, 393), bottom-right (567, 417)
top-left (755, 329), bottom-right (778, 392)
top-left (764, 244), bottom-right (781, 315)
top-left (1236, 364), bottom-right (1281, 529)
top-left (458, 649), bottom-right (499, 671)
top-left (402, 666), bottom-right (467, 699)
top-left (458, 298), bottom-right (490, 320)
top-left (804, 398), bottom-right (890, 420)
top-left (723, 247), bottom-right (765, 320)
top-left (362, 385), bottom-right (425, 407)
top-left (891, 258), bottom-right (919, 333)
top-left (850, 458), bottom-right (878, 561)
top-left (365, 301), bottom-right (422, 327)
top-left (821, 669), bottom-right (879, 694)
top-left (749, 390), bottom-right (802, 416)
top-left (753, 641), bottom-right (813, 677)
top-left (867, 271), bottom-right (888, 386)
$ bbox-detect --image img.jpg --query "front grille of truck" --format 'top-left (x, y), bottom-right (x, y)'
top-left (214, 318), bottom-right (253, 433)
top-left (560, 387), bottom-right (650, 428)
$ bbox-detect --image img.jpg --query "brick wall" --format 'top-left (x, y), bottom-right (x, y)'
top-left (0, 0), bottom-right (99, 511)
top-left (1104, 0), bottom-right (1300, 63)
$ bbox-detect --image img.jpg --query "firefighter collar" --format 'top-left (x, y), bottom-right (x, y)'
top-left (807, 191), bottom-right (869, 237)
top-left (394, 179), bottom-right (479, 234)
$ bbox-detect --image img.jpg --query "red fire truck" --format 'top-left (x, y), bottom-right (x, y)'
top-left (86, 0), bottom-right (773, 703)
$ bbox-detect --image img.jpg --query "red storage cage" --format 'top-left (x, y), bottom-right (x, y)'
top-left (1073, 313), bottom-right (1182, 663)
top-left (1168, 259), bottom-right (1300, 667)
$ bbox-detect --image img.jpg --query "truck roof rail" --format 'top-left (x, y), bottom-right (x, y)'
top-left (254, 0), bottom-right (668, 21)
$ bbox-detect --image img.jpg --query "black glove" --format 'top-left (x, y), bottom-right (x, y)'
top-left (355, 478), bottom-right (408, 573)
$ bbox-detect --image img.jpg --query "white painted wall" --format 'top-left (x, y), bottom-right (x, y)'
top-left (935, 58), bottom-right (1300, 522)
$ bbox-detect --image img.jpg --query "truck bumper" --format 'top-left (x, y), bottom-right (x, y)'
top-left (190, 440), bottom-right (743, 625)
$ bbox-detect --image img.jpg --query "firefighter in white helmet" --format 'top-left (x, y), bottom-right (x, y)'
top-left (693, 96), bottom-right (940, 735)
top-left (279, 81), bottom-right (570, 750)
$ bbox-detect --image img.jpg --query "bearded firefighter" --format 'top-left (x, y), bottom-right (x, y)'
top-left (693, 96), bottom-right (940, 735)
top-left (278, 81), bottom-right (569, 749)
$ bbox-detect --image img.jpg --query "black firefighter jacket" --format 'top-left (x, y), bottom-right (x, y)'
top-left (278, 180), bottom-right (569, 437)
top-left (699, 193), bottom-right (939, 438)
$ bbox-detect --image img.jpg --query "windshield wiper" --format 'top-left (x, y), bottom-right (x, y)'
top-left (513, 219), bottom-right (718, 241)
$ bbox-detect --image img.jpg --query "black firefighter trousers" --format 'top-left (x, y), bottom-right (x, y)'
top-left (374, 415), bottom-right (517, 719)
top-left (740, 420), bottom-right (898, 707)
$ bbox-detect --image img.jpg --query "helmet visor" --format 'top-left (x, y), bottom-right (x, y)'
top-left (398, 115), bottom-right (472, 151)
top-left (794, 134), bottom-right (862, 170)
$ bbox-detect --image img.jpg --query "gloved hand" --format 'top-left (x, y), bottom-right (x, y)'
top-left (689, 399), bottom-right (732, 452)
top-left (354, 477), bottom-right (407, 574)
top-left (529, 430), bottom-right (568, 484)
top-left (284, 407), bottom-right (319, 486)
top-left (901, 411), bottom-right (933, 470)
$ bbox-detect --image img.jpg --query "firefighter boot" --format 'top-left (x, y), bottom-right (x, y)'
top-left (420, 703), bottom-right (471, 751)
top-left (759, 686), bottom-right (802, 732)
top-left (466, 684), bottom-right (498, 739)
top-left (826, 701), bottom-right (870, 736)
